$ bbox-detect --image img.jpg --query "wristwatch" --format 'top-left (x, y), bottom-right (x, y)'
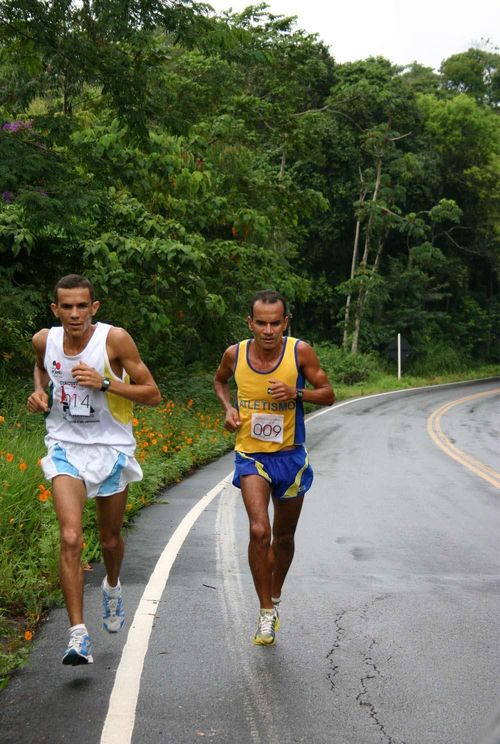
top-left (100, 377), bottom-right (111, 392)
top-left (295, 389), bottom-right (303, 401)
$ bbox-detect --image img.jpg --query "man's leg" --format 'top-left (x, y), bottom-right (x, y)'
top-left (95, 488), bottom-right (128, 586)
top-left (240, 475), bottom-right (274, 609)
top-left (52, 475), bottom-right (87, 626)
top-left (96, 488), bottom-right (128, 633)
top-left (270, 495), bottom-right (304, 601)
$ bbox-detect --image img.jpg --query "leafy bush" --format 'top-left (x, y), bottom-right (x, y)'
top-left (406, 340), bottom-right (467, 375)
top-left (314, 343), bottom-right (379, 384)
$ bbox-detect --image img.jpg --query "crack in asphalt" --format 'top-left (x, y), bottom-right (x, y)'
top-left (326, 610), bottom-right (346, 690)
top-left (327, 597), bottom-right (407, 744)
top-left (356, 637), bottom-right (406, 744)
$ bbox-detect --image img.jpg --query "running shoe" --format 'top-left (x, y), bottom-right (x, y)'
top-left (62, 632), bottom-right (93, 665)
top-left (253, 609), bottom-right (279, 646)
top-left (102, 579), bottom-right (125, 633)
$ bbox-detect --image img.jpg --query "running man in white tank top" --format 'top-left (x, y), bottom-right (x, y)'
top-left (27, 274), bottom-right (161, 666)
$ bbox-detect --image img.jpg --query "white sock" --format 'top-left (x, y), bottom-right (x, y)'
top-left (103, 577), bottom-right (121, 595)
top-left (69, 623), bottom-right (87, 636)
top-left (271, 596), bottom-right (281, 605)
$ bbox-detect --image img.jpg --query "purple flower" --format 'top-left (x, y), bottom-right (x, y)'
top-left (1, 120), bottom-right (33, 133)
top-left (2, 191), bottom-right (14, 202)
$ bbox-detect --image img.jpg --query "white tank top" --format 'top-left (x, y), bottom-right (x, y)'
top-left (44, 322), bottom-right (136, 455)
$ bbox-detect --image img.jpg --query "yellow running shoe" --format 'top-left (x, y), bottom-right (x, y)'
top-left (253, 609), bottom-right (279, 645)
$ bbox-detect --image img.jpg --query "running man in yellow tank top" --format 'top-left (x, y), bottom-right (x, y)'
top-left (214, 290), bottom-right (335, 645)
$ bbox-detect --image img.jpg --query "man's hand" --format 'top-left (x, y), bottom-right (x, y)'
top-left (27, 390), bottom-right (50, 413)
top-left (224, 406), bottom-right (241, 433)
top-left (71, 361), bottom-right (104, 390)
top-left (267, 379), bottom-right (296, 401)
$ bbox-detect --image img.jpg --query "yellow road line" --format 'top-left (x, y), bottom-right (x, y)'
top-left (427, 389), bottom-right (500, 489)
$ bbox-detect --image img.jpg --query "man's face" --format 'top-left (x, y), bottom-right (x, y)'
top-left (51, 287), bottom-right (99, 339)
top-left (248, 300), bottom-right (288, 350)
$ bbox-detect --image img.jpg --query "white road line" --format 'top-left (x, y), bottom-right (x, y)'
top-left (101, 476), bottom-right (232, 744)
top-left (100, 376), bottom-right (497, 743)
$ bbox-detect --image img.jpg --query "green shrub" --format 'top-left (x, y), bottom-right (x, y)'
top-left (314, 343), bottom-right (379, 385)
top-left (407, 340), bottom-right (468, 375)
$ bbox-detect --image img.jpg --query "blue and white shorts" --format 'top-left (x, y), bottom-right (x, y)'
top-left (41, 443), bottom-right (143, 499)
top-left (233, 445), bottom-right (313, 501)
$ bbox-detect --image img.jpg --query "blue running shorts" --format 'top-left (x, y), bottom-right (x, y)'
top-left (233, 446), bottom-right (313, 501)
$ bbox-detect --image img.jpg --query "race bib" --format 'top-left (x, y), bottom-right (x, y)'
top-left (61, 383), bottom-right (93, 417)
top-left (250, 413), bottom-right (284, 444)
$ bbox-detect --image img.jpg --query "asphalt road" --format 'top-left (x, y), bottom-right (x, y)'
top-left (1, 378), bottom-right (499, 744)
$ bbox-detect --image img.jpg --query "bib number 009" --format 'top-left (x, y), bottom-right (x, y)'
top-left (250, 413), bottom-right (284, 444)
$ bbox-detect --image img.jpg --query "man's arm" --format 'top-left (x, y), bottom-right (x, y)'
top-left (268, 341), bottom-right (335, 406)
top-left (213, 345), bottom-right (241, 432)
top-left (27, 329), bottom-right (50, 413)
top-left (72, 328), bottom-right (161, 406)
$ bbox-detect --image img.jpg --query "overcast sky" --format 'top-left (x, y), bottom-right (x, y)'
top-left (208, 0), bottom-right (499, 70)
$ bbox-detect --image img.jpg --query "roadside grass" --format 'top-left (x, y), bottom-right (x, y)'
top-left (0, 359), bottom-right (498, 688)
top-left (0, 390), bottom-right (233, 689)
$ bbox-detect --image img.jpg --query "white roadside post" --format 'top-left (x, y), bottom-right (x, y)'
top-left (397, 332), bottom-right (402, 380)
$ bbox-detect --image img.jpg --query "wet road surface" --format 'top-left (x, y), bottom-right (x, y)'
top-left (1, 378), bottom-right (499, 744)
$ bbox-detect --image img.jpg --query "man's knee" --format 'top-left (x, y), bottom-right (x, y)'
top-left (99, 530), bottom-right (122, 552)
top-left (249, 520), bottom-right (271, 545)
top-left (60, 527), bottom-right (83, 554)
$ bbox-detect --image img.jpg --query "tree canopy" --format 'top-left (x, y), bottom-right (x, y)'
top-left (1, 1), bottom-right (498, 375)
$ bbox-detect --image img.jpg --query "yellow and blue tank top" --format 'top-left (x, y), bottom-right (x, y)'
top-left (234, 336), bottom-right (305, 453)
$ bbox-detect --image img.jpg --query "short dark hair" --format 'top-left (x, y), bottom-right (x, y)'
top-left (53, 274), bottom-right (95, 303)
top-left (249, 289), bottom-right (287, 317)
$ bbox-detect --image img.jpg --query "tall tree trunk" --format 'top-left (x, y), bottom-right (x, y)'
top-left (343, 182), bottom-right (367, 349)
top-left (350, 156), bottom-right (383, 354)
top-left (351, 236), bottom-right (385, 354)
top-left (279, 149), bottom-right (286, 178)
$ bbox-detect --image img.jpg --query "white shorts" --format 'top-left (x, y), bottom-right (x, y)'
top-left (41, 443), bottom-right (143, 499)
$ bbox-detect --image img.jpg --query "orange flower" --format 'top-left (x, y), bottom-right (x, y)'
top-left (0, 415), bottom-right (4, 423)
top-left (18, 462), bottom-right (28, 471)
top-left (162, 445), bottom-right (169, 453)
top-left (6, 453), bottom-right (14, 462)
top-left (186, 437), bottom-right (193, 445)
top-left (132, 417), bottom-right (139, 426)
top-left (151, 438), bottom-right (157, 445)
top-left (24, 630), bottom-right (33, 641)
top-left (38, 490), bottom-right (50, 502)
top-left (187, 399), bottom-right (193, 408)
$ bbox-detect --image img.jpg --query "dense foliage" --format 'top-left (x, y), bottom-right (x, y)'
top-left (0, 0), bottom-right (498, 380)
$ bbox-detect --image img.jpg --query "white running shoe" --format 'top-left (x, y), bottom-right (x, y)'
top-left (62, 632), bottom-right (93, 665)
top-left (102, 579), bottom-right (125, 633)
top-left (253, 609), bottom-right (279, 646)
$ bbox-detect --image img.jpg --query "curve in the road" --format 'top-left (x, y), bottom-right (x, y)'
top-left (427, 388), bottom-right (500, 490)
top-left (100, 377), bottom-right (499, 744)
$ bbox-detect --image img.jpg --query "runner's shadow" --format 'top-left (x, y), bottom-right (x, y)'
top-left (65, 676), bottom-right (94, 690)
